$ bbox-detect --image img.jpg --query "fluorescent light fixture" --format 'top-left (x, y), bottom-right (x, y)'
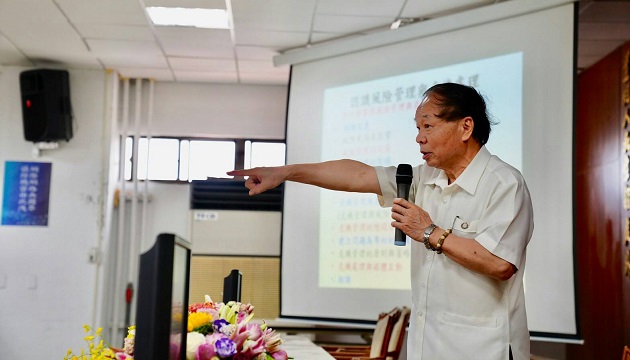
top-left (146, 7), bottom-right (229, 29)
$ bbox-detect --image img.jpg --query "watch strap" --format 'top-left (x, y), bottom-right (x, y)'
top-left (423, 224), bottom-right (437, 250)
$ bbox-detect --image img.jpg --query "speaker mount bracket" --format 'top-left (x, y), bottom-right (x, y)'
top-left (32, 141), bottom-right (59, 158)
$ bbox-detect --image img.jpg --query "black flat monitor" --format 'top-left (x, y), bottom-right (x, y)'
top-left (135, 233), bottom-right (191, 360)
top-left (223, 269), bottom-right (242, 303)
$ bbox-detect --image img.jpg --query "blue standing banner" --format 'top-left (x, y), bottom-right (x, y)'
top-left (2, 161), bottom-right (52, 226)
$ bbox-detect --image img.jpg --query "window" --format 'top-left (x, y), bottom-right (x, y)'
top-left (186, 140), bottom-right (236, 181)
top-left (124, 137), bottom-right (285, 182)
top-left (244, 141), bottom-right (286, 168)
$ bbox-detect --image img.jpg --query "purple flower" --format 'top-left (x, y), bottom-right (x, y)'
top-left (215, 337), bottom-right (237, 358)
top-left (213, 319), bottom-right (230, 333)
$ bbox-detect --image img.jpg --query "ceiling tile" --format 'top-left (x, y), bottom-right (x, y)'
top-left (7, 28), bottom-right (96, 69)
top-left (313, 14), bottom-right (391, 33)
top-left (87, 39), bottom-right (163, 56)
top-left (234, 29), bottom-right (309, 48)
top-left (0, 1), bottom-right (80, 49)
top-left (238, 59), bottom-right (289, 73)
top-left (169, 57), bottom-right (237, 72)
top-left (1, 22), bottom-right (83, 51)
top-left (310, 31), bottom-right (362, 44)
top-left (317, 0), bottom-right (406, 17)
top-left (0, 0), bottom-right (69, 26)
top-left (0, 34), bottom-right (30, 66)
top-left (401, 0), bottom-right (495, 18)
top-left (75, 24), bottom-right (155, 41)
top-left (144, 0), bottom-right (226, 10)
top-left (154, 27), bottom-right (234, 58)
top-left (173, 70), bottom-right (238, 83)
top-left (231, 0), bottom-right (317, 32)
top-left (87, 39), bottom-right (167, 68)
top-left (56, 0), bottom-right (148, 26)
top-left (100, 55), bottom-right (168, 69)
top-left (235, 46), bottom-right (280, 61)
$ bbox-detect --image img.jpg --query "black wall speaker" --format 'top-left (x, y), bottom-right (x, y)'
top-left (19, 69), bottom-right (73, 142)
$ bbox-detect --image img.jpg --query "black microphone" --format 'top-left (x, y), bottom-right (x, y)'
top-left (394, 164), bottom-right (413, 246)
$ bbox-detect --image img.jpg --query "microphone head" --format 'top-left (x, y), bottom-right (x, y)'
top-left (395, 164), bottom-right (413, 184)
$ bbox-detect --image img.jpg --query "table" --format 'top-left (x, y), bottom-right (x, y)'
top-left (280, 335), bottom-right (336, 360)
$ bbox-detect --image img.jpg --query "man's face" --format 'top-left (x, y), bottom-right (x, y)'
top-left (414, 95), bottom-right (466, 171)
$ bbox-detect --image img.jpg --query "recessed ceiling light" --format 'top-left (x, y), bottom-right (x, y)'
top-left (146, 7), bottom-right (229, 29)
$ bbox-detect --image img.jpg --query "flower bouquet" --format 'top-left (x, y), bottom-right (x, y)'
top-left (66, 296), bottom-right (289, 360)
top-left (184, 295), bottom-right (288, 360)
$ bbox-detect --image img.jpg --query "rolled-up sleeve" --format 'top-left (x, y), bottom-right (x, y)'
top-left (474, 170), bottom-right (534, 268)
top-left (374, 166), bottom-right (397, 207)
top-left (374, 165), bottom-right (420, 208)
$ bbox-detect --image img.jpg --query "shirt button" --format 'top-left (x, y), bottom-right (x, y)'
top-left (442, 198), bottom-right (448, 204)
top-left (418, 312), bottom-right (423, 317)
top-left (426, 255), bottom-right (431, 260)
top-left (421, 283), bottom-right (426, 287)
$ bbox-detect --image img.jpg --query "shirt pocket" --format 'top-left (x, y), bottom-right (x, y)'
top-left (451, 216), bottom-right (478, 238)
top-left (436, 311), bottom-right (504, 359)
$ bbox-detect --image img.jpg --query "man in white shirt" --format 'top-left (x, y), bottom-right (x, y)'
top-left (228, 82), bottom-right (534, 360)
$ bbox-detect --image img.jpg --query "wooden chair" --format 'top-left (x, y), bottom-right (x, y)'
top-left (384, 306), bottom-right (410, 360)
top-left (322, 307), bottom-right (402, 360)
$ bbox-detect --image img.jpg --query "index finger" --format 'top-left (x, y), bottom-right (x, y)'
top-left (226, 169), bottom-right (253, 176)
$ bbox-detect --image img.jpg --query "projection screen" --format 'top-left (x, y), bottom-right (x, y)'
top-left (277, 0), bottom-right (578, 341)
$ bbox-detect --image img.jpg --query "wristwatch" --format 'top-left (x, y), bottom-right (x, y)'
top-left (423, 224), bottom-right (437, 250)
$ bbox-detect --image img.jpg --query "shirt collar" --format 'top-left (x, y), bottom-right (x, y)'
top-left (423, 146), bottom-right (491, 195)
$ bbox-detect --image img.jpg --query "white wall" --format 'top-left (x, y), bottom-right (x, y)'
top-left (0, 67), bottom-right (288, 357)
top-left (0, 66), bottom-right (108, 358)
top-left (150, 81), bottom-right (287, 139)
top-left (140, 182), bottom-right (191, 252)
top-left (190, 210), bottom-right (282, 256)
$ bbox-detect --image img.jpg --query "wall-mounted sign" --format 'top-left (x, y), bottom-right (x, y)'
top-left (1, 161), bottom-right (52, 226)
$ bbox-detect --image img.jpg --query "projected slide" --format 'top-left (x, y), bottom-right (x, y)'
top-left (318, 52), bottom-right (523, 289)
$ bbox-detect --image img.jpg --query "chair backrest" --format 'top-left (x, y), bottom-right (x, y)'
top-left (386, 307), bottom-right (410, 360)
top-left (369, 308), bottom-right (400, 358)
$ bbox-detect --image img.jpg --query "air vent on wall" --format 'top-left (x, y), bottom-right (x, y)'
top-left (190, 178), bottom-right (283, 211)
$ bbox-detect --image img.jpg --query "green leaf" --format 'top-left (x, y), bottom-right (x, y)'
top-left (193, 324), bottom-right (213, 336)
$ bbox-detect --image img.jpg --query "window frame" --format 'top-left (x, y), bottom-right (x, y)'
top-left (124, 136), bottom-right (286, 183)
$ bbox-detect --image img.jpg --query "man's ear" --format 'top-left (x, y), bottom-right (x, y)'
top-left (461, 116), bottom-right (474, 141)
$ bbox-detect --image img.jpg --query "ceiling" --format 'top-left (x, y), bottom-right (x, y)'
top-left (0, 0), bottom-right (628, 86)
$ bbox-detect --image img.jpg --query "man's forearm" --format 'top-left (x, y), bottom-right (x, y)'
top-left (285, 159), bottom-right (381, 195)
